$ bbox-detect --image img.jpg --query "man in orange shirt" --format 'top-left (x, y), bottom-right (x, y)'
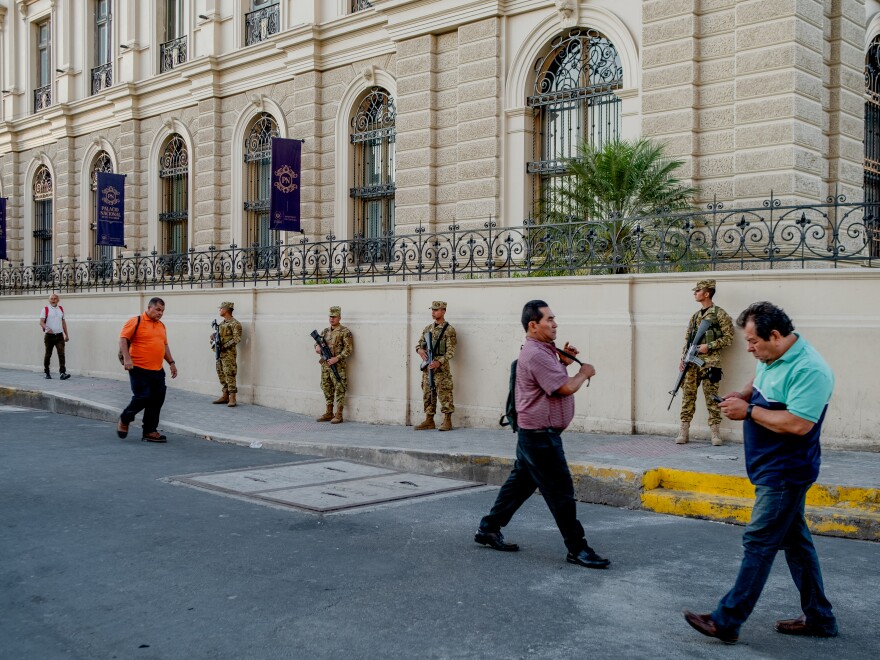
top-left (117, 297), bottom-right (178, 442)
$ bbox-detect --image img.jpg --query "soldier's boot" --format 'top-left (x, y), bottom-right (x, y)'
top-left (710, 424), bottom-right (723, 446)
top-left (330, 405), bottom-right (344, 424)
top-left (316, 404), bottom-right (334, 422)
top-left (438, 413), bottom-right (453, 432)
top-left (675, 421), bottom-right (690, 444)
top-left (212, 391), bottom-right (229, 404)
top-left (227, 393), bottom-right (237, 408)
top-left (414, 415), bottom-right (435, 431)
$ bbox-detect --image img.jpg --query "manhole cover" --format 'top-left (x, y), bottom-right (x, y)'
top-left (171, 459), bottom-right (482, 513)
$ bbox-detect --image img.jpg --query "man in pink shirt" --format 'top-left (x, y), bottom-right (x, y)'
top-left (474, 300), bottom-right (610, 569)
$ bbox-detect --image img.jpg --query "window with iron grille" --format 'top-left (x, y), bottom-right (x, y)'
top-left (91, 0), bottom-right (112, 94)
top-left (245, 1), bottom-right (280, 46)
top-left (159, 135), bottom-right (189, 257)
top-left (159, 0), bottom-right (187, 72)
top-left (527, 29), bottom-right (622, 217)
top-left (350, 88), bottom-right (396, 241)
top-left (867, 36), bottom-right (880, 258)
top-left (33, 166), bottom-right (53, 269)
top-left (34, 20), bottom-right (52, 112)
top-left (90, 151), bottom-right (115, 263)
top-left (243, 112), bottom-right (280, 268)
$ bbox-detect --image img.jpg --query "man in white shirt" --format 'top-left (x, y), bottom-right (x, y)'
top-left (39, 293), bottom-right (70, 380)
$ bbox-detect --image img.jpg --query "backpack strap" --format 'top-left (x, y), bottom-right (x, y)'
top-left (431, 322), bottom-right (449, 355)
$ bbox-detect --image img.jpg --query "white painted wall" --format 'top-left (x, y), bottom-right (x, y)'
top-left (1, 269), bottom-right (878, 449)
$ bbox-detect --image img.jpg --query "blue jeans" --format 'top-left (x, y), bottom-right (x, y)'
top-left (120, 367), bottom-right (167, 434)
top-left (479, 429), bottom-right (587, 553)
top-left (712, 482), bottom-right (837, 636)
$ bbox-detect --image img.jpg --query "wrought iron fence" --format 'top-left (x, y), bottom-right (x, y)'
top-left (2, 196), bottom-right (878, 295)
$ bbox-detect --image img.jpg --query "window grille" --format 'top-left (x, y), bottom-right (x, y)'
top-left (33, 166), bottom-right (53, 276)
top-left (527, 29), bottom-right (623, 216)
top-left (90, 152), bottom-right (115, 266)
top-left (351, 1), bottom-right (373, 12)
top-left (866, 36), bottom-right (880, 257)
top-left (244, 3), bottom-right (280, 46)
top-left (243, 113), bottom-right (280, 268)
top-left (159, 135), bottom-right (189, 262)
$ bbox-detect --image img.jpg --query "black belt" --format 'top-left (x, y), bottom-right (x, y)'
top-left (520, 427), bottom-right (563, 434)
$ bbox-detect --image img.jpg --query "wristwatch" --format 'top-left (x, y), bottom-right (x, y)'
top-left (746, 404), bottom-right (754, 420)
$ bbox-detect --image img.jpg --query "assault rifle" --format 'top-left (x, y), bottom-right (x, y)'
top-left (667, 318), bottom-right (712, 410)
top-left (421, 331), bottom-right (436, 391)
top-left (311, 329), bottom-right (341, 383)
top-left (211, 320), bottom-right (221, 361)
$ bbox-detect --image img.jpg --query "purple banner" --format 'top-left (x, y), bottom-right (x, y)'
top-left (269, 137), bottom-right (302, 232)
top-left (0, 198), bottom-right (6, 260)
top-left (96, 171), bottom-right (126, 247)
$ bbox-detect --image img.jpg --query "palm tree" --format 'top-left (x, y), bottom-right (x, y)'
top-left (536, 138), bottom-right (699, 273)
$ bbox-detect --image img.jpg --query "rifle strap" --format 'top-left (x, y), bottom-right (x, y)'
top-left (431, 323), bottom-right (449, 356)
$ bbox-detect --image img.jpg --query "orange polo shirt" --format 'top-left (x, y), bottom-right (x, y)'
top-left (120, 312), bottom-right (168, 370)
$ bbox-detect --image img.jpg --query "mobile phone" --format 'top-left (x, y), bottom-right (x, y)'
top-left (710, 394), bottom-right (724, 403)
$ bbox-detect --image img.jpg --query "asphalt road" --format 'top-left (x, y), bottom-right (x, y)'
top-left (1, 407), bottom-right (877, 660)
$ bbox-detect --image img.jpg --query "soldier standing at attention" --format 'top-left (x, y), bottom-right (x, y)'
top-left (315, 306), bottom-right (353, 424)
top-left (211, 301), bottom-right (243, 408)
top-left (414, 301), bottom-right (457, 432)
top-left (677, 279), bottom-right (734, 445)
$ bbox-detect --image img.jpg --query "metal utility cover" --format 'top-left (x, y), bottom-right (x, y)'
top-left (173, 459), bottom-right (482, 513)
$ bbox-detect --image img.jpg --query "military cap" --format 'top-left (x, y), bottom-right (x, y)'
top-left (692, 279), bottom-right (716, 291)
top-left (220, 301), bottom-right (235, 311)
top-left (329, 306), bottom-right (341, 317)
top-left (430, 301), bottom-right (447, 310)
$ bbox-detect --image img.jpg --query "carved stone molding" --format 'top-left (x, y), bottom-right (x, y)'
top-left (555, 0), bottom-right (578, 30)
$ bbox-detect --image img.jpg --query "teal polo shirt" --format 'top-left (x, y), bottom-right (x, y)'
top-left (744, 334), bottom-right (834, 486)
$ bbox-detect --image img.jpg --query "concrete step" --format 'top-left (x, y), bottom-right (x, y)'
top-left (642, 468), bottom-right (880, 541)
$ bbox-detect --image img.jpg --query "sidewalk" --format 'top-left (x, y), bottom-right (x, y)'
top-left (2, 367), bottom-right (878, 541)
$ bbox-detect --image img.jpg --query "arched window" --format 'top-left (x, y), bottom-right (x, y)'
top-left (243, 112), bottom-right (279, 266)
top-left (158, 134), bottom-right (189, 256)
top-left (350, 87), bottom-right (396, 239)
top-left (90, 151), bottom-right (114, 262)
top-left (527, 29), bottom-right (623, 216)
top-left (33, 166), bottom-right (53, 273)
top-left (866, 35), bottom-right (880, 257)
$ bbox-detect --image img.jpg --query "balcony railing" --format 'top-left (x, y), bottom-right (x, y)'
top-left (2, 197), bottom-right (879, 295)
top-left (245, 4), bottom-right (280, 46)
top-left (160, 36), bottom-right (188, 73)
top-left (33, 84), bottom-right (51, 112)
top-left (351, 0), bottom-right (374, 12)
top-left (91, 63), bottom-right (113, 94)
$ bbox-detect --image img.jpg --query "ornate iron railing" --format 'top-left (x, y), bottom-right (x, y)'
top-left (245, 4), bottom-right (280, 46)
top-left (351, 1), bottom-right (373, 12)
top-left (91, 63), bottom-right (113, 94)
top-left (159, 36), bottom-right (188, 73)
top-left (33, 84), bottom-right (51, 112)
top-left (2, 196), bottom-right (878, 295)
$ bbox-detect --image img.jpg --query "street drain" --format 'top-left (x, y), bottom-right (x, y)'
top-left (170, 459), bottom-right (482, 513)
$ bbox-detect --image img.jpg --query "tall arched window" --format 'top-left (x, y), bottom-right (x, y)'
top-left (33, 166), bottom-right (53, 275)
top-left (90, 151), bottom-right (114, 262)
top-left (350, 87), bottom-right (396, 239)
top-left (527, 29), bottom-right (623, 216)
top-left (243, 112), bottom-right (279, 265)
top-left (866, 35), bottom-right (880, 257)
top-left (158, 134), bottom-right (189, 256)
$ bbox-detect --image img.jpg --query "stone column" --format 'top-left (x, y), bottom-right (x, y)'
top-left (117, 118), bottom-right (144, 254)
top-left (195, 98), bottom-right (224, 249)
top-left (293, 70), bottom-right (321, 239)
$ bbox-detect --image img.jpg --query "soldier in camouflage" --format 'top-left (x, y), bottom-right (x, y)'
top-left (415, 301), bottom-right (457, 431)
top-left (211, 301), bottom-right (243, 408)
top-left (315, 306), bottom-right (354, 424)
top-left (677, 279), bottom-right (734, 445)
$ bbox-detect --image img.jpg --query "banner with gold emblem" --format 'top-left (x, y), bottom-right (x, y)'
top-left (0, 197), bottom-right (6, 260)
top-left (269, 137), bottom-right (302, 233)
top-left (96, 172), bottom-right (126, 247)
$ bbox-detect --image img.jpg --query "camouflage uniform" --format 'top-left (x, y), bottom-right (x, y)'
top-left (320, 323), bottom-right (354, 407)
top-left (680, 303), bottom-right (734, 425)
top-left (215, 315), bottom-right (243, 394)
top-left (417, 321), bottom-right (457, 414)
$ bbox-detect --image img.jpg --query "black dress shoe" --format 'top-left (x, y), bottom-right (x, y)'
top-left (683, 610), bottom-right (738, 645)
top-left (59, 372), bottom-right (71, 380)
top-left (474, 530), bottom-right (519, 551)
top-left (566, 547), bottom-right (610, 569)
top-left (775, 615), bottom-right (838, 637)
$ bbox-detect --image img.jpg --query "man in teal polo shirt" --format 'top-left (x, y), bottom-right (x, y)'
top-left (683, 301), bottom-right (837, 645)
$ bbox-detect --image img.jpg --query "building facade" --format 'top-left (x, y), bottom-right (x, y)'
top-left (0, 0), bottom-right (877, 268)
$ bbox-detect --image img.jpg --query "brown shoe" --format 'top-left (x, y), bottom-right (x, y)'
top-left (227, 393), bottom-right (237, 408)
top-left (414, 415), bottom-right (435, 431)
top-left (141, 431), bottom-right (167, 443)
top-left (775, 616), bottom-right (838, 637)
top-left (438, 413), bottom-right (453, 431)
top-left (116, 418), bottom-right (129, 439)
top-left (212, 392), bottom-right (229, 404)
top-left (330, 405), bottom-right (344, 424)
top-left (316, 403), bottom-right (334, 422)
top-left (682, 610), bottom-right (738, 645)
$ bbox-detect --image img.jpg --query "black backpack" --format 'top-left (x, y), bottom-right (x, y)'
top-left (499, 359), bottom-right (518, 432)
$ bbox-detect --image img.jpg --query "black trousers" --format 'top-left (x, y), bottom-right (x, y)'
top-left (121, 367), bottom-right (167, 434)
top-left (43, 333), bottom-right (66, 372)
top-left (479, 428), bottom-right (587, 553)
